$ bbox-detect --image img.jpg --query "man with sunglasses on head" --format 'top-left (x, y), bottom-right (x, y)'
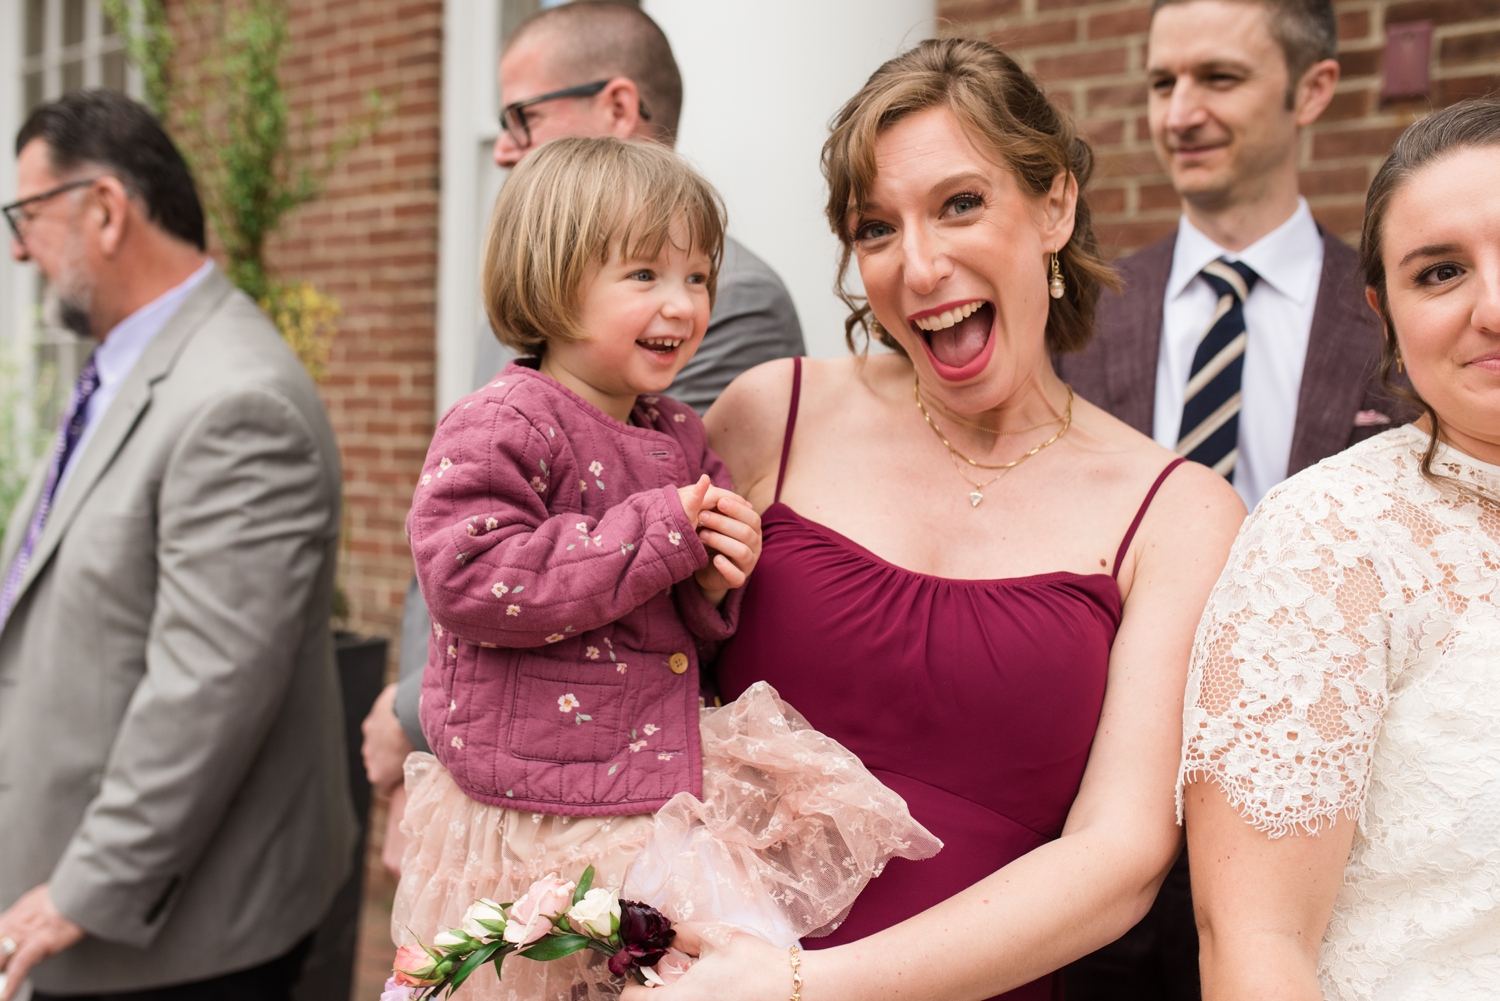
top-left (0, 90), bottom-right (353, 1000)
top-left (360, 1), bottom-right (806, 870)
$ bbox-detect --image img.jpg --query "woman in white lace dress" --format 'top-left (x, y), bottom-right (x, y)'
top-left (1178, 99), bottom-right (1500, 1001)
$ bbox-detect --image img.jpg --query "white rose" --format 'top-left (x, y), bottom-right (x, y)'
top-left (566, 887), bottom-right (620, 938)
top-left (433, 928), bottom-right (469, 949)
top-left (461, 898), bottom-right (507, 941)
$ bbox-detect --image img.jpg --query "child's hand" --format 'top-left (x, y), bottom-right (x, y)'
top-left (676, 475), bottom-right (712, 528)
top-left (693, 492), bottom-right (762, 607)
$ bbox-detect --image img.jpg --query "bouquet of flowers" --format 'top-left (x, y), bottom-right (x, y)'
top-left (384, 866), bottom-right (693, 999)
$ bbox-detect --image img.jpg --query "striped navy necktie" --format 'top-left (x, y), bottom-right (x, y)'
top-left (1176, 258), bottom-right (1260, 480)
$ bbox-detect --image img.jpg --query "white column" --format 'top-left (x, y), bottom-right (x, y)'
top-left (643, 0), bottom-right (935, 360)
top-left (435, 0), bottom-right (504, 413)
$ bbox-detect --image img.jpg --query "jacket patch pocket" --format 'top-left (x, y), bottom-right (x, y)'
top-left (508, 659), bottom-right (627, 764)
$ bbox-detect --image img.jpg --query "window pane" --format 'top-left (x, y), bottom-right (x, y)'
top-left (24, 71), bottom-right (46, 112)
top-left (25, 0), bottom-right (46, 57)
top-left (103, 49), bottom-right (127, 92)
top-left (103, 8), bottom-right (117, 37)
top-left (63, 59), bottom-right (84, 94)
top-left (64, 0), bottom-right (85, 47)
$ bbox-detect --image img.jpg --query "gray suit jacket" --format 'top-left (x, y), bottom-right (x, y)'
top-left (0, 268), bottom-right (356, 993)
top-left (1056, 228), bottom-right (1411, 477)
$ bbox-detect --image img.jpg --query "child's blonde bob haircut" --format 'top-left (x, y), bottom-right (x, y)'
top-left (482, 136), bottom-right (726, 355)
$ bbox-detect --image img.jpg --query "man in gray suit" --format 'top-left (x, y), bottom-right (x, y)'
top-left (361, 1), bottom-right (805, 859)
top-left (0, 91), bottom-right (353, 999)
top-left (1055, 1), bottom-right (1409, 998)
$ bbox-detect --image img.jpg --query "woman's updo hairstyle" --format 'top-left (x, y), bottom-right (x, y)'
top-left (822, 38), bottom-right (1118, 355)
top-left (1361, 98), bottom-right (1500, 476)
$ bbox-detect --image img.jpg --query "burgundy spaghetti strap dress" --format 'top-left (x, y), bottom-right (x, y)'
top-left (716, 358), bottom-right (1184, 1001)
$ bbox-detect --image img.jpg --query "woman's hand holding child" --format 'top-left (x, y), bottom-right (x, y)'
top-left (676, 475), bottom-right (763, 605)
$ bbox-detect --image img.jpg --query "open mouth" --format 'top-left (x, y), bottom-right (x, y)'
top-left (636, 336), bottom-right (684, 356)
top-left (910, 300), bottom-right (995, 381)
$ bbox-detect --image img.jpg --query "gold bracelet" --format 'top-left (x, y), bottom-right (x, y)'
top-left (788, 944), bottom-right (803, 1001)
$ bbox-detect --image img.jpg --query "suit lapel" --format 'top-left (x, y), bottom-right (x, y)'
top-left (1288, 230), bottom-right (1380, 474)
top-left (1107, 233), bottom-right (1175, 434)
top-left (13, 269), bottom-right (235, 604)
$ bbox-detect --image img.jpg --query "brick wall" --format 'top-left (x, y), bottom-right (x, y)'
top-left (272, 0), bottom-right (442, 650)
top-left (939, 0), bottom-right (1500, 255)
top-left (169, 0), bottom-right (443, 651)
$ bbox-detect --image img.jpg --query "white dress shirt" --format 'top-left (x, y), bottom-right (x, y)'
top-left (1152, 199), bottom-right (1324, 511)
top-left (56, 260), bottom-right (215, 495)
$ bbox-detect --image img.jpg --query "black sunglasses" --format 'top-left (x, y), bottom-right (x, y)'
top-left (500, 79), bottom-right (652, 150)
top-left (2, 177), bottom-right (104, 244)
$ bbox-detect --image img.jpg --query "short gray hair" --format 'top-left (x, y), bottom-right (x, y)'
top-left (506, 2), bottom-right (683, 144)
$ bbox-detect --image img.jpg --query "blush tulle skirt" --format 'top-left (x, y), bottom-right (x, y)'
top-left (391, 682), bottom-right (941, 1000)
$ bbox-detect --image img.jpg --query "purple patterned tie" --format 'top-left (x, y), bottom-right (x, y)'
top-left (0, 354), bottom-right (102, 626)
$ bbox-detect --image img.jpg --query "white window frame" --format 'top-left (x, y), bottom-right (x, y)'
top-left (21, 0), bottom-right (133, 110)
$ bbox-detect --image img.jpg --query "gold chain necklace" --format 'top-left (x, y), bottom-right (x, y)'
top-left (914, 377), bottom-right (1074, 506)
top-left (916, 388), bottom-right (1066, 436)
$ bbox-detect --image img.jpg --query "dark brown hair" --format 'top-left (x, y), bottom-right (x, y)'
top-left (1361, 98), bottom-right (1500, 476)
top-left (821, 38), bottom-right (1118, 355)
top-left (18, 89), bottom-right (205, 250)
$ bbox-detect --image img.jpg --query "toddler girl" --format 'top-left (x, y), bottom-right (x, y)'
top-left (395, 137), bottom-right (937, 1000)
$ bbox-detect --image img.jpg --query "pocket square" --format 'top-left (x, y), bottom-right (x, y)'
top-left (1354, 410), bottom-right (1392, 427)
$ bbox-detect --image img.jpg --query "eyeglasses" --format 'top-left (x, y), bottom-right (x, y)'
top-left (499, 79), bottom-right (653, 150)
top-left (2, 177), bottom-right (103, 244)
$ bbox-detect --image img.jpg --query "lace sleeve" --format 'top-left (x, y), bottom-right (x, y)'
top-left (1177, 483), bottom-right (1393, 837)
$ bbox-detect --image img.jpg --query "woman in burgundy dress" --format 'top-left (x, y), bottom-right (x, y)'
top-left (622, 39), bottom-right (1244, 1001)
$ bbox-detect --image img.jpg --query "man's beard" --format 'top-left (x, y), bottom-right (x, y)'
top-left (49, 292), bottom-right (93, 339)
top-left (42, 240), bottom-right (97, 340)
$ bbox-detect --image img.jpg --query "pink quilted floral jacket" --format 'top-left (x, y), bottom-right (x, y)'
top-left (407, 361), bottom-right (741, 816)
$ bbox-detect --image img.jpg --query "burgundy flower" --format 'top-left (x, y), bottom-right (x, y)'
top-left (608, 900), bottom-right (676, 977)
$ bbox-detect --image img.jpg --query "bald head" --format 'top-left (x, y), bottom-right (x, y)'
top-left (506, 2), bottom-right (682, 143)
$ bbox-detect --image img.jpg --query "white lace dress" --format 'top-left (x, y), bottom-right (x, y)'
top-left (1178, 425), bottom-right (1500, 1001)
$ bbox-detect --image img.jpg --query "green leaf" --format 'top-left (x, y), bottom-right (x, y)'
top-left (519, 933), bottom-right (592, 962)
top-left (573, 866), bottom-right (595, 904)
top-left (607, 763), bottom-right (618, 775)
top-left (512, 585), bottom-right (524, 593)
top-left (448, 941), bottom-right (507, 991)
